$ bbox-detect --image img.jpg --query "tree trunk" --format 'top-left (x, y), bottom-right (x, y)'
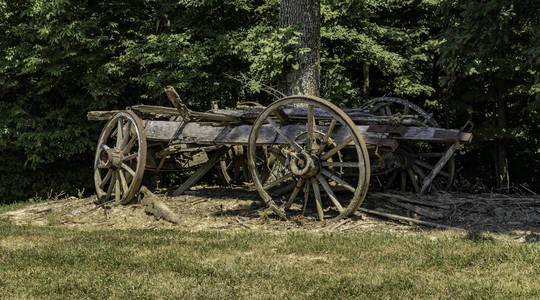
top-left (494, 79), bottom-right (510, 191)
top-left (363, 62), bottom-right (370, 97)
top-left (279, 0), bottom-right (320, 96)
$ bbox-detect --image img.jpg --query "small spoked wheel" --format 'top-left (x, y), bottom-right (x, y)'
top-left (94, 110), bottom-right (147, 204)
top-left (220, 146), bottom-right (250, 185)
top-left (359, 97), bottom-right (439, 127)
top-left (247, 95), bottom-right (370, 221)
top-left (381, 143), bottom-right (455, 193)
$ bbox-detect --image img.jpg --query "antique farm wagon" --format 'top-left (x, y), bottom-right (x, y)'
top-left (88, 87), bottom-right (472, 220)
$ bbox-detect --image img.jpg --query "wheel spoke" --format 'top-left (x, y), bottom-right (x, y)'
top-left (407, 169), bottom-right (420, 193)
top-left (385, 106), bottom-right (392, 116)
top-left (118, 170), bottom-right (129, 194)
top-left (412, 164), bottom-right (426, 180)
top-left (123, 153), bottom-right (138, 161)
top-left (321, 161), bottom-right (359, 168)
top-left (319, 176), bottom-right (344, 213)
top-left (121, 163), bottom-right (136, 177)
top-left (115, 174), bottom-right (121, 202)
top-left (284, 179), bottom-right (304, 210)
top-left (307, 104), bottom-right (315, 151)
top-left (400, 171), bottom-right (407, 191)
top-left (116, 119), bottom-right (123, 148)
top-left (121, 122), bottom-right (131, 148)
top-left (266, 117), bottom-right (302, 152)
top-left (416, 152), bottom-right (443, 158)
top-left (263, 172), bottom-right (293, 190)
top-left (302, 183), bottom-right (310, 215)
top-left (318, 118), bottom-right (336, 155)
top-left (321, 136), bottom-right (353, 160)
top-left (99, 169), bottom-right (113, 189)
top-left (123, 135), bottom-right (137, 153)
top-left (312, 181), bottom-right (324, 220)
top-left (105, 172), bottom-right (116, 201)
top-left (414, 160), bottom-right (450, 177)
top-left (383, 169), bottom-right (399, 190)
top-left (321, 169), bottom-right (355, 192)
top-left (414, 159), bottom-right (434, 170)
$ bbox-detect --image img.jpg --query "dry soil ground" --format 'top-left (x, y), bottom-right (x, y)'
top-left (1, 186), bottom-right (539, 243)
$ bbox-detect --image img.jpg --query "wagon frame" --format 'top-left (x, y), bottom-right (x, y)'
top-left (88, 86), bottom-right (472, 220)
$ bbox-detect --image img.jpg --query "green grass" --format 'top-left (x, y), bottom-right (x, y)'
top-left (0, 201), bottom-right (37, 215)
top-left (1, 224), bottom-right (538, 299)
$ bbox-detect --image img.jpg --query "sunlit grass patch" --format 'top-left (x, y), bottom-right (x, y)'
top-left (0, 224), bottom-right (538, 299)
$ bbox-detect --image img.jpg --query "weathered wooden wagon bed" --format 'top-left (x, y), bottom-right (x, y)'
top-left (88, 87), bottom-right (472, 220)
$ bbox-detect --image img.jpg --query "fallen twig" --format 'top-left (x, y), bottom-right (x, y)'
top-left (388, 199), bottom-right (444, 219)
top-left (520, 185), bottom-right (538, 195)
top-left (327, 218), bottom-right (350, 231)
top-left (235, 216), bottom-right (252, 229)
top-left (358, 208), bottom-right (462, 230)
top-left (371, 192), bottom-right (449, 209)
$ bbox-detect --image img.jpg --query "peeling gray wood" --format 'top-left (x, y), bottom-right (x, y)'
top-left (87, 110), bottom-right (121, 121)
top-left (397, 127), bottom-right (471, 142)
top-left (143, 120), bottom-right (182, 141)
top-left (419, 142), bottom-right (459, 194)
top-left (172, 148), bottom-right (227, 196)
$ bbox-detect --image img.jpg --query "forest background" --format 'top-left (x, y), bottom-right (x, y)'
top-left (0, 0), bottom-right (538, 203)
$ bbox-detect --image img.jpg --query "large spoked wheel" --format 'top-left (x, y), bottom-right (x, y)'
top-left (94, 110), bottom-right (147, 204)
top-left (247, 95), bottom-right (370, 221)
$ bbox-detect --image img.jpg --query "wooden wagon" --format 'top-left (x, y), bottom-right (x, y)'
top-left (88, 87), bottom-right (472, 220)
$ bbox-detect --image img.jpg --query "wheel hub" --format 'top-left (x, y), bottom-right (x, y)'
top-left (290, 152), bottom-right (320, 178)
top-left (98, 146), bottom-right (124, 169)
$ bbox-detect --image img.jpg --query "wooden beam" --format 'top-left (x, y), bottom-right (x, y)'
top-left (143, 120), bottom-right (182, 141)
top-left (131, 105), bottom-right (179, 117)
top-left (87, 110), bottom-right (120, 121)
top-left (358, 208), bottom-right (459, 230)
top-left (171, 147), bottom-right (227, 196)
top-left (419, 142), bottom-right (459, 194)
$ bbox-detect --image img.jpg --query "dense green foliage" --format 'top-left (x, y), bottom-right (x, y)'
top-left (0, 0), bottom-right (538, 203)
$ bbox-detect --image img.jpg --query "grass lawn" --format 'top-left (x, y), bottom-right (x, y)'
top-left (0, 222), bottom-right (538, 299)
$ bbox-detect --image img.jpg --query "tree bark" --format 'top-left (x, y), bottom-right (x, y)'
top-left (279, 0), bottom-right (320, 96)
top-left (494, 78), bottom-right (510, 191)
top-left (363, 62), bottom-right (370, 97)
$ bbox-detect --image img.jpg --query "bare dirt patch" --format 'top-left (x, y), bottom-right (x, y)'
top-left (1, 186), bottom-right (539, 242)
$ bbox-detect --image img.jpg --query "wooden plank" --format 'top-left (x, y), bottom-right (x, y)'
top-left (419, 142), bottom-right (459, 194)
top-left (388, 199), bottom-right (444, 219)
top-left (87, 110), bottom-right (120, 121)
top-left (173, 122), bottom-right (397, 148)
top-left (143, 120), bottom-right (182, 141)
top-left (358, 208), bottom-right (459, 230)
top-left (398, 127), bottom-right (471, 142)
top-left (458, 132), bottom-right (473, 142)
top-left (367, 125), bottom-right (407, 136)
top-left (132, 105), bottom-right (180, 116)
top-left (143, 120), bottom-right (464, 148)
top-left (171, 147), bottom-right (227, 196)
top-left (133, 104), bottom-right (240, 123)
top-left (190, 111), bottom-right (240, 123)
